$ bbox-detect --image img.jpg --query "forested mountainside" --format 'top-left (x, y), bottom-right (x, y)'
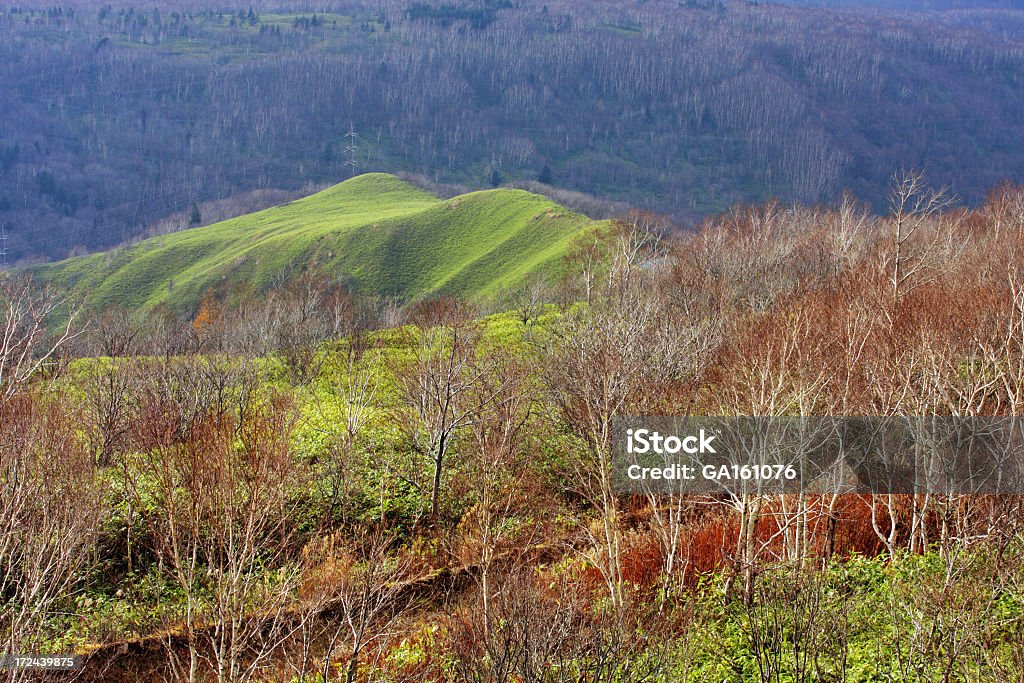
top-left (2, 0), bottom-right (1024, 262)
top-left (775, 1), bottom-right (1024, 9)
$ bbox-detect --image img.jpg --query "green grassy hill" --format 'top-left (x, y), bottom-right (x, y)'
top-left (34, 174), bottom-right (601, 314)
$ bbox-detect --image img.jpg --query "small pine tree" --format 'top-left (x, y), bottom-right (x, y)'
top-left (538, 164), bottom-right (553, 185)
top-left (489, 168), bottom-right (503, 187)
top-left (189, 202), bottom-right (201, 226)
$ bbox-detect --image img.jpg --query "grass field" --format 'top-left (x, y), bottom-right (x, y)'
top-left (33, 173), bottom-right (601, 314)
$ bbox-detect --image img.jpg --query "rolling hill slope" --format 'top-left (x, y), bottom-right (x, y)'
top-left (33, 174), bottom-right (601, 314)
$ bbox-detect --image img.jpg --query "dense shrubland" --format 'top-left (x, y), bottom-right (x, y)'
top-left (5, 0), bottom-right (1024, 261)
top-left (3, 172), bottom-right (1024, 681)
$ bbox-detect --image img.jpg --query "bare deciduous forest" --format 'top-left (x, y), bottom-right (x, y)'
top-left (3, 0), bottom-right (1024, 261)
top-left (5, 0), bottom-right (1024, 679)
top-left (3, 171), bottom-right (1024, 681)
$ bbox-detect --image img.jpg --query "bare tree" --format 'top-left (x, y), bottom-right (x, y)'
top-left (274, 273), bottom-right (336, 386)
top-left (129, 390), bottom-right (303, 683)
top-left (983, 181), bottom-right (1024, 243)
top-left (712, 307), bottom-right (832, 599)
top-left (448, 572), bottom-right (586, 683)
top-left (310, 335), bottom-right (379, 529)
top-left (300, 530), bottom-right (412, 683)
top-left (884, 169), bottom-right (962, 322)
top-left (827, 191), bottom-right (875, 274)
top-left (503, 276), bottom-right (553, 333)
top-left (0, 276), bottom-right (98, 681)
top-left (737, 564), bottom-right (850, 683)
top-left (457, 351), bottom-right (538, 633)
top-left (0, 275), bottom-right (82, 405)
top-left (81, 356), bottom-right (139, 468)
top-left (641, 482), bottom-right (698, 607)
top-left (0, 394), bottom-right (103, 682)
top-left (393, 323), bottom-right (501, 520)
top-left (886, 546), bottom-right (1014, 683)
top-left (546, 223), bottom-right (702, 608)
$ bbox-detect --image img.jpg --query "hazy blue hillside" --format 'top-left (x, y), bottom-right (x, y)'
top-left (3, 0), bottom-right (1024, 262)
top-left (770, 1), bottom-right (1024, 8)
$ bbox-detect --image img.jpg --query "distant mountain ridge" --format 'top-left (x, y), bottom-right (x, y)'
top-left (6, 1), bottom-right (1024, 262)
top-left (769, 1), bottom-right (1024, 8)
top-left (32, 174), bottom-right (601, 314)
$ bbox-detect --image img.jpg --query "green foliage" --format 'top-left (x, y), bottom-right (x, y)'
top-left (24, 291), bottom-right (1024, 680)
top-left (660, 551), bottom-right (1024, 682)
top-left (33, 173), bottom-right (600, 315)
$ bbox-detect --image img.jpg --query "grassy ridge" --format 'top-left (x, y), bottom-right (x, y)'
top-left (34, 174), bottom-right (600, 314)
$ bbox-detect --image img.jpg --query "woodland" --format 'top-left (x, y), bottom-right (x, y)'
top-left (4, 0), bottom-right (1024, 260)
top-left (3, 172), bottom-right (1024, 681)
